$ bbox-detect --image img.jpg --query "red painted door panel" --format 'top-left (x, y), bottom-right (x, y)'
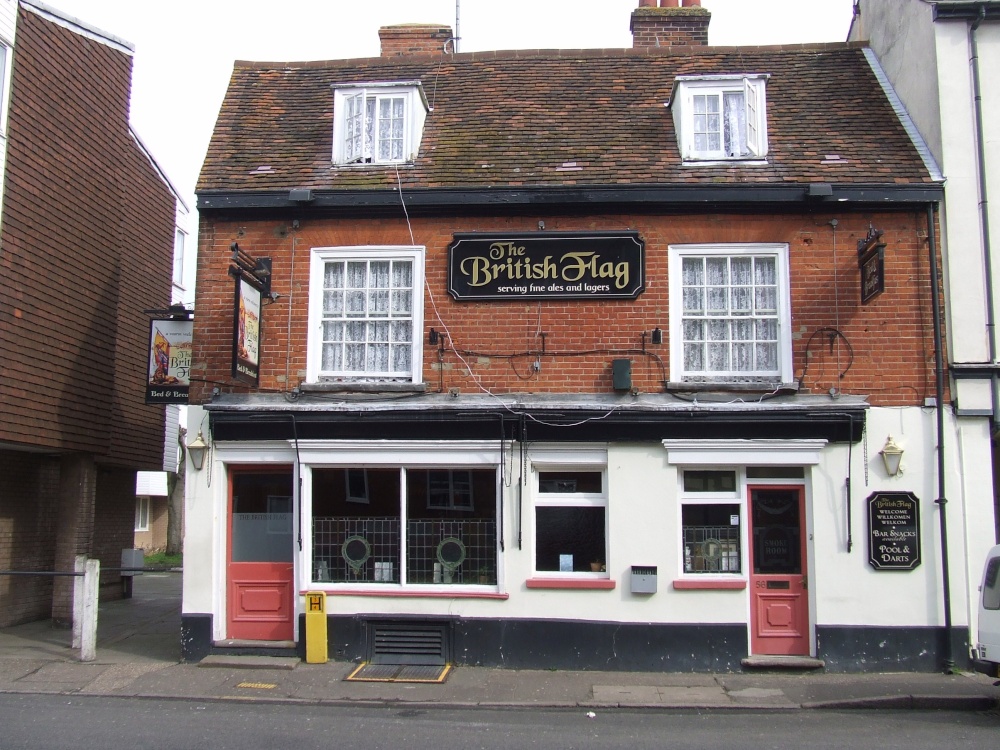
top-left (227, 470), bottom-right (295, 641)
top-left (749, 486), bottom-right (809, 656)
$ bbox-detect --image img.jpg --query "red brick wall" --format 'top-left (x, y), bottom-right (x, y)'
top-left (0, 6), bottom-right (173, 468)
top-left (631, 7), bottom-right (710, 49)
top-left (379, 25), bottom-right (453, 57)
top-left (0, 451), bottom-right (60, 627)
top-left (192, 210), bottom-right (944, 409)
top-left (92, 468), bottom-right (139, 600)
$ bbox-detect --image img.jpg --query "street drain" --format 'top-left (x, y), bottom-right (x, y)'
top-left (236, 681), bottom-right (277, 689)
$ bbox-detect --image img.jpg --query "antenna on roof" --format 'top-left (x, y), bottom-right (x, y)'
top-left (455, 0), bottom-right (461, 53)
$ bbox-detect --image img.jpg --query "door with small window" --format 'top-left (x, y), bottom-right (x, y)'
top-left (748, 486), bottom-right (809, 655)
top-left (227, 468), bottom-right (295, 641)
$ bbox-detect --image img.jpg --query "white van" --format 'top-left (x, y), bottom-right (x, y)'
top-left (974, 544), bottom-right (1000, 679)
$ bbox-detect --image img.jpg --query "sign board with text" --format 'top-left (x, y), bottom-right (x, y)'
top-left (867, 491), bottom-right (921, 570)
top-left (448, 232), bottom-right (645, 301)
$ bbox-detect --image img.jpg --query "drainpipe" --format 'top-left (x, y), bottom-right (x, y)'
top-left (928, 203), bottom-right (954, 672)
top-left (970, 6), bottom-right (1000, 430)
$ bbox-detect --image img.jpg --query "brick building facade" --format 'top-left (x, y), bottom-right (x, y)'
top-left (182, 2), bottom-right (994, 671)
top-left (0, 2), bottom-right (176, 626)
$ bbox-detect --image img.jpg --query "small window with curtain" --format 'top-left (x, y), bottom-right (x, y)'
top-left (306, 246), bottom-right (424, 384)
top-left (672, 75), bottom-right (768, 161)
top-left (332, 82), bottom-right (428, 165)
top-left (669, 244), bottom-right (792, 385)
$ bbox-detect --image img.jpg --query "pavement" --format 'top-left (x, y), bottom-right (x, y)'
top-left (1, 572), bottom-right (998, 712)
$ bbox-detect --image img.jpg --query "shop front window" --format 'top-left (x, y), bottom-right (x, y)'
top-left (311, 467), bottom-right (497, 586)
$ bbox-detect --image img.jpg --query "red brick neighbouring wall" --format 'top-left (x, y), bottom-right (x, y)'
top-left (0, 6), bottom-right (172, 468)
top-left (92, 468), bottom-right (139, 600)
top-left (0, 451), bottom-right (60, 627)
top-left (192, 210), bottom-right (945, 409)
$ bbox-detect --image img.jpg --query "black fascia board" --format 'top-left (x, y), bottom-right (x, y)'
top-left (209, 407), bottom-right (864, 444)
top-left (934, 4), bottom-right (1000, 22)
top-left (197, 183), bottom-right (944, 215)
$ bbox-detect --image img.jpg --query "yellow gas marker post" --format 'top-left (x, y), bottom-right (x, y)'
top-left (305, 591), bottom-right (328, 663)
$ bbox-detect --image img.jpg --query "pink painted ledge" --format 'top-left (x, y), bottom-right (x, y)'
top-left (671, 578), bottom-right (747, 590)
top-left (303, 589), bottom-right (510, 600)
top-left (525, 578), bottom-right (616, 590)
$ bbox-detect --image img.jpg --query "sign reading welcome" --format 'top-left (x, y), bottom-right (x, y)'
top-left (448, 232), bottom-right (645, 301)
top-left (867, 491), bottom-right (921, 570)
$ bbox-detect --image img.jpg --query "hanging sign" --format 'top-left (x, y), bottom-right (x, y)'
top-left (858, 227), bottom-right (886, 304)
top-left (448, 232), bottom-right (645, 301)
top-left (867, 491), bottom-right (921, 570)
top-left (232, 276), bottom-right (262, 385)
top-left (145, 319), bottom-right (193, 404)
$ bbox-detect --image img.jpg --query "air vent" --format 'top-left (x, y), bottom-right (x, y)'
top-left (368, 620), bottom-right (450, 666)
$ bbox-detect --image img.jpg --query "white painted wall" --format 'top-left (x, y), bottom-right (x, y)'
top-left (183, 404), bottom-right (996, 649)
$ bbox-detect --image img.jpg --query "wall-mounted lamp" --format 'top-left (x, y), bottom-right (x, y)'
top-left (879, 435), bottom-right (904, 477)
top-left (651, 327), bottom-right (663, 345)
top-left (187, 431), bottom-right (209, 471)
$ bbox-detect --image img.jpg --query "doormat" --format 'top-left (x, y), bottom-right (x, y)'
top-left (344, 662), bottom-right (452, 683)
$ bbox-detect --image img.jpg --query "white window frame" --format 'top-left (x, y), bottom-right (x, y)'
top-left (332, 81), bottom-right (428, 165)
top-left (295, 440), bottom-right (503, 592)
top-left (172, 227), bottom-right (187, 290)
top-left (677, 470), bottom-right (743, 577)
top-left (668, 243), bottom-right (792, 385)
top-left (135, 495), bottom-right (150, 532)
top-left (671, 74), bottom-right (769, 162)
top-left (306, 245), bottom-right (425, 384)
top-left (0, 41), bottom-right (11, 137)
top-left (531, 449), bottom-right (609, 578)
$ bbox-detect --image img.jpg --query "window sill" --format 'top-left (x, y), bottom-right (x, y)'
top-left (682, 158), bottom-right (769, 167)
top-left (306, 587), bottom-right (509, 600)
top-left (665, 381), bottom-right (797, 395)
top-left (526, 578), bottom-right (616, 590)
top-left (672, 578), bottom-right (747, 590)
top-left (300, 381), bottom-right (427, 394)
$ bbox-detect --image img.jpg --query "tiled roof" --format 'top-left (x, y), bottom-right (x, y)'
top-left (197, 42), bottom-right (934, 196)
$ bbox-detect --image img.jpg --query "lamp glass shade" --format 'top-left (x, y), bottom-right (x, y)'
top-left (187, 431), bottom-right (208, 471)
top-left (880, 436), bottom-right (903, 476)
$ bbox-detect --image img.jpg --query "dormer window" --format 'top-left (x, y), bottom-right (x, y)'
top-left (332, 82), bottom-right (428, 166)
top-left (671, 75), bottom-right (769, 162)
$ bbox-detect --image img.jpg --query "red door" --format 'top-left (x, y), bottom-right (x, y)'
top-left (227, 468), bottom-right (295, 641)
top-left (749, 486), bottom-right (809, 655)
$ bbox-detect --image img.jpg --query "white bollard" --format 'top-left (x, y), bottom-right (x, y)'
top-left (79, 559), bottom-right (99, 662)
top-left (72, 555), bottom-right (85, 650)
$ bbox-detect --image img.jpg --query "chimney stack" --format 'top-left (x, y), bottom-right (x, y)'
top-left (631, 0), bottom-right (711, 50)
top-left (379, 24), bottom-right (454, 57)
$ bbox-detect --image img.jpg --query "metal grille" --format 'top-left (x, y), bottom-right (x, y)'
top-left (407, 519), bottom-right (496, 584)
top-left (312, 517), bottom-right (496, 584)
top-left (313, 517), bottom-right (400, 583)
top-left (683, 525), bottom-right (741, 573)
top-left (369, 621), bottom-right (449, 666)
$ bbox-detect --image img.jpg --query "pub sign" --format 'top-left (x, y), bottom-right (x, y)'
top-left (232, 276), bottom-right (262, 385)
top-left (146, 319), bottom-right (192, 404)
top-left (448, 232), bottom-right (645, 301)
top-left (858, 227), bottom-right (886, 304)
top-left (867, 491), bottom-right (921, 570)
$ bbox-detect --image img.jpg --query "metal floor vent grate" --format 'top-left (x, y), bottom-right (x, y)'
top-left (368, 621), bottom-right (450, 666)
top-left (345, 662), bottom-right (452, 683)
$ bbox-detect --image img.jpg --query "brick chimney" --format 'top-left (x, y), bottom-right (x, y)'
top-left (379, 24), bottom-right (454, 57)
top-left (631, 0), bottom-right (711, 50)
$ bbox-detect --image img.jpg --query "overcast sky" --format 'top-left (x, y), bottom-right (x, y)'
top-left (40, 0), bottom-right (856, 205)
